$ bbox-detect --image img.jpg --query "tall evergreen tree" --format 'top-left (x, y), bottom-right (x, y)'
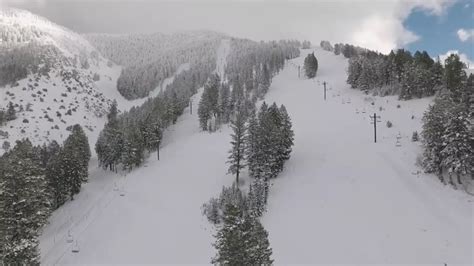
top-left (304, 52), bottom-right (318, 78)
top-left (5, 101), bottom-right (16, 121)
top-left (440, 106), bottom-right (473, 185)
top-left (0, 139), bottom-right (50, 265)
top-left (444, 54), bottom-right (467, 101)
top-left (227, 113), bottom-right (247, 185)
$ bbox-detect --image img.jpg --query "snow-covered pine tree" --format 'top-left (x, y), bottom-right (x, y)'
top-left (347, 57), bottom-right (362, 88)
top-left (62, 125), bottom-right (91, 199)
top-left (246, 109), bottom-right (262, 179)
top-left (227, 112), bottom-right (247, 185)
top-left (212, 203), bottom-right (248, 265)
top-left (440, 106), bottom-right (473, 185)
top-left (257, 64), bottom-right (271, 99)
top-left (444, 54), bottom-right (467, 102)
top-left (218, 83), bottom-right (231, 125)
top-left (399, 62), bottom-right (416, 100)
top-left (121, 126), bottom-right (145, 170)
top-left (304, 52), bottom-right (318, 78)
top-left (246, 216), bottom-right (273, 265)
top-left (279, 104), bottom-right (294, 164)
top-left (0, 139), bottom-right (51, 265)
top-left (198, 74), bottom-right (220, 131)
top-left (6, 101), bottom-right (16, 121)
top-left (421, 92), bottom-right (453, 181)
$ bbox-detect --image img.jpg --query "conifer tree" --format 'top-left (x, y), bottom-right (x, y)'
top-left (440, 106), bottom-right (473, 184)
top-left (444, 54), bottom-right (467, 101)
top-left (6, 101), bottom-right (16, 121)
top-left (0, 139), bottom-right (50, 264)
top-left (212, 203), bottom-right (248, 265)
top-left (227, 113), bottom-right (247, 185)
top-left (304, 52), bottom-right (318, 78)
top-left (246, 217), bottom-right (273, 265)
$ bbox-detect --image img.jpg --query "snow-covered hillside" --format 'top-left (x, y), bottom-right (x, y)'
top-left (39, 43), bottom-right (472, 265)
top-left (262, 48), bottom-right (473, 265)
top-left (0, 9), bottom-right (205, 155)
top-left (0, 9), bottom-right (119, 152)
top-left (39, 39), bottom-right (232, 264)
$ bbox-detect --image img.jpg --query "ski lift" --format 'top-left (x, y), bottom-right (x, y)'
top-left (356, 108), bottom-right (359, 114)
top-left (347, 98), bottom-right (351, 104)
top-left (119, 186), bottom-right (126, 196)
top-left (396, 140), bottom-right (402, 147)
top-left (71, 241), bottom-right (80, 253)
top-left (113, 182), bottom-right (118, 191)
top-left (66, 230), bottom-right (73, 243)
top-left (396, 133), bottom-right (402, 147)
top-left (362, 108), bottom-right (366, 113)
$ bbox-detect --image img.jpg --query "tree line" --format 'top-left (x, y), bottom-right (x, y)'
top-left (421, 55), bottom-right (473, 188)
top-left (203, 101), bottom-right (294, 264)
top-left (198, 39), bottom-right (300, 132)
top-left (96, 64), bottom-right (209, 171)
top-left (86, 31), bottom-right (223, 100)
top-left (0, 124), bottom-right (91, 264)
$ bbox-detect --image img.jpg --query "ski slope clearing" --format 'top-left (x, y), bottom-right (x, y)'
top-left (261, 48), bottom-right (473, 265)
top-left (39, 39), bottom-right (231, 264)
top-left (39, 43), bottom-right (472, 265)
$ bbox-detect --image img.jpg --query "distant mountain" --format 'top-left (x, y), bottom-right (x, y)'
top-left (85, 31), bottom-right (225, 100)
top-left (0, 8), bottom-right (118, 153)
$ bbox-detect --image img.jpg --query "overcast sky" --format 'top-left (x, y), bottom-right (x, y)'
top-left (1, 0), bottom-right (472, 63)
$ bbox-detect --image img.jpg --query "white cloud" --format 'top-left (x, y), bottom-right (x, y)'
top-left (1, 0), bottom-right (457, 54)
top-left (439, 50), bottom-right (474, 69)
top-left (457, 28), bottom-right (474, 42)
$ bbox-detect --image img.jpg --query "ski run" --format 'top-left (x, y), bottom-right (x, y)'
top-left (36, 40), bottom-right (473, 265)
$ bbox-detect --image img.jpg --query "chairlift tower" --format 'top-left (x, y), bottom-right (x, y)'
top-left (370, 113), bottom-right (381, 143)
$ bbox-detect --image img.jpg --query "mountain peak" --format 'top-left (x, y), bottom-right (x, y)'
top-left (0, 8), bottom-right (95, 57)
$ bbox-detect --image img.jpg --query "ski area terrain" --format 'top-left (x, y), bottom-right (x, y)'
top-left (39, 44), bottom-right (472, 265)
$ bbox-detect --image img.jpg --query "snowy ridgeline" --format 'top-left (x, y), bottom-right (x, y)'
top-left (85, 31), bottom-right (224, 100)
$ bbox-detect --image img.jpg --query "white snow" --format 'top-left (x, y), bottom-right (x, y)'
top-left (39, 39), bottom-right (232, 264)
top-left (39, 44), bottom-right (473, 265)
top-left (261, 48), bottom-right (473, 265)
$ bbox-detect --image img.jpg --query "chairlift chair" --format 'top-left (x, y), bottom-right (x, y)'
top-left (66, 230), bottom-right (73, 243)
top-left (71, 241), bottom-right (80, 253)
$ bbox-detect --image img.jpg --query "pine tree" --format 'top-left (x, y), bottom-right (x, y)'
top-left (421, 92), bottom-right (452, 181)
top-left (121, 126), bottom-right (145, 170)
top-left (247, 109), bottom-right (261, 179)
top-left (0, 139), bottom-right (50, 264)
top-left (6, 101), bottom-right (16, 121)
top-left (304, 52), bottom-right (318, 78)
top-left (198, 74), bottom-right (220, 131)
top-left (227, 113), bottom-right (247, 185)
top-left (218, 83), bottom-right (231, 124)
top-left (212, 203), bottom-right (248, 265)
top-left (440, 106), bottom-right (473, 185)
top-left (278, 105), bottom-right (294, 166)
top-left (246, 217), bottom-right (273, 265)
top-left (444, 54), bottom-right (467, 101)
top-left (62, 125), bottom-right (91, 199)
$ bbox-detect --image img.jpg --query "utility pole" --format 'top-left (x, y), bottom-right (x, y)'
top-left (369, 113), bottom-right (381, 143)
top-left (323, 81), bottom-right (327, 101)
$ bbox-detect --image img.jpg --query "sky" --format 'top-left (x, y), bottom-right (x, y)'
top-left (1, 0), bottom-right (473, 66)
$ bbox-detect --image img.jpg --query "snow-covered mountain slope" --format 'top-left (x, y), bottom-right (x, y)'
top-left (39, 39), bottom-right (231, 264)
top-left (0, 8), bottom-right (95, 56)
top-left (261, 48), bottom-right (473, 264)
top-left (39, 44), bottom-right (472, 265)
top-left (0, 9), bottom-right (119, 152)
top-left (0, 9), bottom-right (197, 154)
